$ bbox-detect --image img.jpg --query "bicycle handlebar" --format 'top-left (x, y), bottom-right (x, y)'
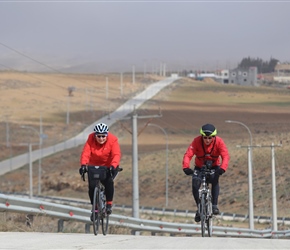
top-left (81, 166), bottom-right (123, 182)
top-left (201, 165), bottom-right (214, 172)
top-left (185, 165), bottom-right (216, 177)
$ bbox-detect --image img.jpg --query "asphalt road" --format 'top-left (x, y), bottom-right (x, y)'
top-left (1, 232), bottom-right (290, 249)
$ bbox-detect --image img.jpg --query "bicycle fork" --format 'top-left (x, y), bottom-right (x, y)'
top-left (199, 188), bottom-right (212, 218)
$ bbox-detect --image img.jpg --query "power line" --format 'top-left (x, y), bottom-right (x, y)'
top-left (0, 42), bottom-right (64, 74)
top-left (0, 62), bottom-right (66, 90)
top-left (0, 41), bottom-right (98, 89)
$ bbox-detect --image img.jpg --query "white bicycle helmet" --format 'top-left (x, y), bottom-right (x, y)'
top-left (94, 123), bottom-right (109, 134)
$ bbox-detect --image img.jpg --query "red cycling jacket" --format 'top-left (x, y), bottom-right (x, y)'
top-left (80, 132), bottom-right (121, 169)
top-left (182, 135), bottom-right (230, 171)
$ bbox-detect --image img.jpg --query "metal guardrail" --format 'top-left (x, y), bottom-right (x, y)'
top-left (1, 193), bottom-right (290, 238)
top-left (4, 192), bottom-right (290, 227)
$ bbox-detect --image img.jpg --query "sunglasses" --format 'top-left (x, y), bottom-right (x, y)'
top-left (96, 135), bottom-right (107, 138)
top-left (203, 136), bottom-right (214, 140)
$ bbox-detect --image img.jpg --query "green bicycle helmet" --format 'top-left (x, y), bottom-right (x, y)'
top-left (200, 123), bottom-right (217, 136)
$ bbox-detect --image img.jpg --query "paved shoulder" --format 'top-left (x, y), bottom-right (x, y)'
top-left (0, 232), bottom-right (289, 249)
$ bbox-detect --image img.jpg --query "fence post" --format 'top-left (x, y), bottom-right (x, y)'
top-left (58, 219), bottom-right (64, 232)
top-left (85, 223), bottom-right (90, 234)
top-left (25, 214), bottom-right (34, 227)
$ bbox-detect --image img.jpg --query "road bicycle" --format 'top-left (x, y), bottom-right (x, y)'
top-left (82, 165), bottom-right (122, 236)
top-left (198, 161), bottom-right (215, 237)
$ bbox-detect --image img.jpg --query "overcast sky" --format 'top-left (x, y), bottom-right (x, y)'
top-left (0, 1), bottom-right (290, 73)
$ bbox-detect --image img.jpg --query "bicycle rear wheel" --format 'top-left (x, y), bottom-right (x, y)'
top-left (92, 186), bottom-right (100, 235)
top-left (200, 193), bottom-right (206, 237)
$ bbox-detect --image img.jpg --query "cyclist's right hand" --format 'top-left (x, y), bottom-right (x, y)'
top-left (79, 165), bottom-right (87, 176)
top-left (183, 168), bottom-right (193, 176)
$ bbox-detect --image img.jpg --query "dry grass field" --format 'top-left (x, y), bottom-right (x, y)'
top-left (1, 71), bottom-right (290, 232)
top-left (0, 71), bottom-right (161, 156)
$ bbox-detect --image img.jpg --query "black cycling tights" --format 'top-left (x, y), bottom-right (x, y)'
top-left (88, 177), bottom-right (114, 205)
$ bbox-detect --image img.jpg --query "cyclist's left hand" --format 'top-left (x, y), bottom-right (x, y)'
top-left (218, 168), bottom-right (225, 175)
top-left (109, 166), bottom-right (116, 177)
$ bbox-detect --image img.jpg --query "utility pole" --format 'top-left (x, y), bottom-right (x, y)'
top-left (38, 114), bottom-right (43, 195)
top-left (258, 143), bottom-right (282, 232)
top-left (132, 65), bottom-right (135, 84)
top-left (66, 96), bottom-right (70, 125)
top-left (120, 72), bottom-right (123, 98)
top-left (131, 112), bottom-right (139, 218)
top-left (28, 143), bottom-right (33, 198)
top-left (106, 77), bottom-right (109, 99)
top-left (225, 120), bottom-right (254, 230)
top-left (236, 144), bottom-right (259, 230)
top-left (236, 143), bottom-right (281, 231)
top-left (121, 107), bottom-right (162, 219)
top-left (5, 115), bottom-right (10, 148)
top-left (143, 60), bottom-right (147, 78)
top-left (21, 125), bottom-right (46, 197)
top-left (19, 141), bottom-right (39, 198)
top-left (163, 63), bottom-right (166, 77)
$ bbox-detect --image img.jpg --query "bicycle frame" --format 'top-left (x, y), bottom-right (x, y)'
top-left (92, 178), bottom-right (109, 236)
top-left (198, 164), bottom-right (214, 237)
top-left (81, 165), bottom-right (123, 236)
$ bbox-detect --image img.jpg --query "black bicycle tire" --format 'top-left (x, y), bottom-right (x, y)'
top-left (98, 189), bottom-right (108, 235)
top-left (207, 194), bottom-right (213, 237)
top-left (207, 217), bottom-right (213, 237)
top-left (102, 213), bottom-right (109, 235)
top-left (92, 186), bottom-right (100, 235)
top-left (200, 193), bottom-right (206, 237)
top-left (207, 199), bottom-right (213, 237)
top-left (101, 189), bottom-right (109, 235)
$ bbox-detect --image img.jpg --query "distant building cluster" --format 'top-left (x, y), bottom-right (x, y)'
top-left (227, 67), bottom-right (258, 86)
top-left (187, 63), bottom-right (290, 86)
top-left (273, 63), bottom-right (290, 83)
top-left (187, 67), bottom-right (258, 86)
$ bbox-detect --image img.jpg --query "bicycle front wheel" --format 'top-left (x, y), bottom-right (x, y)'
top-left (101, 213), bottom-right (109, 235)
top-left (200, 193), bottom-right (206, 237)
top-left (207, 200), bottom-right (213, 237)
top-left (207, 216), bottom-right (213, 237)
top-left (99, 190), bottom-right (109, 236)
top-left (92, 186), bottom-right (100, 235)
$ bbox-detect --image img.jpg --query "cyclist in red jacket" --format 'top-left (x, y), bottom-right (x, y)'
top-left (79, 123), bottom-right (121, 221)
top-left (182, 123), bottom-right (230, 222)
